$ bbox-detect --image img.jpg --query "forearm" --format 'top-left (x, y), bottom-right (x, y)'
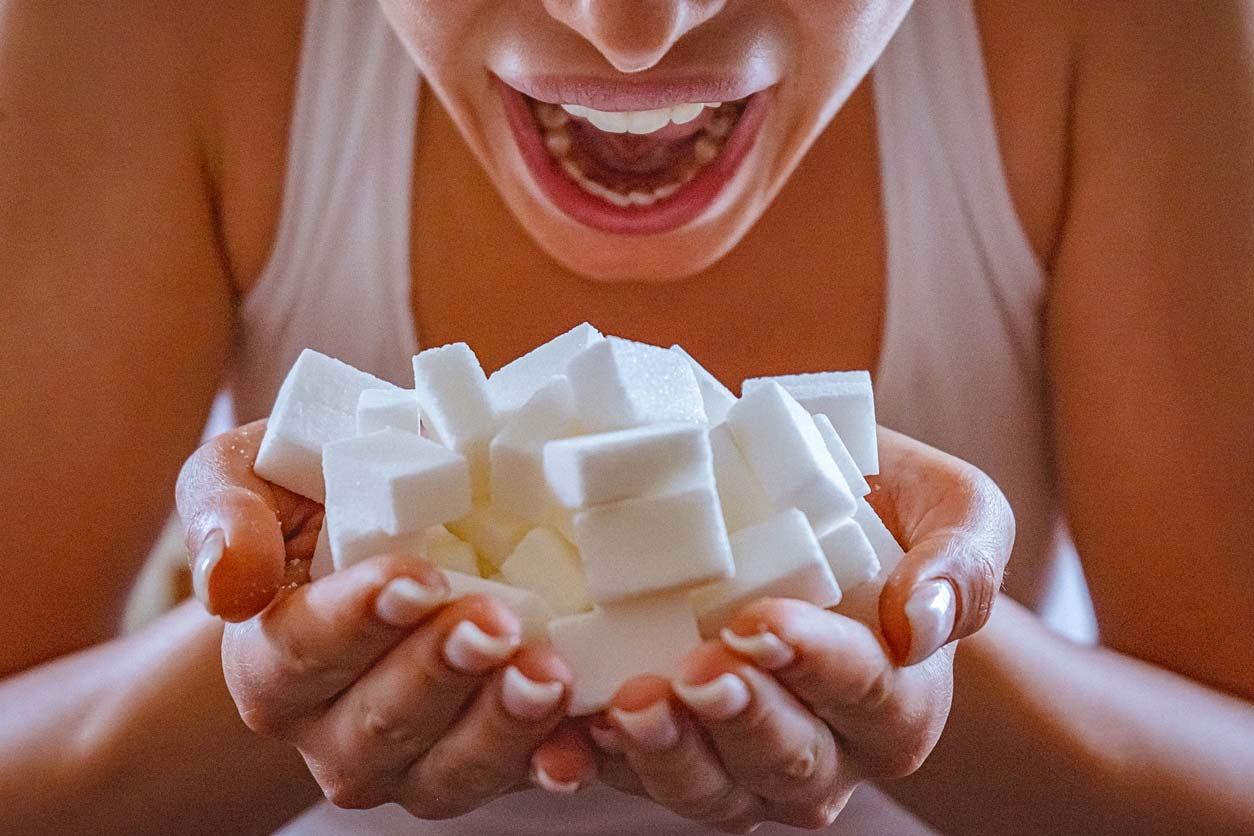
top-left (885, 596), bottom-right (1254, 836)
top-left (0, 602), bottom-right (320, 836)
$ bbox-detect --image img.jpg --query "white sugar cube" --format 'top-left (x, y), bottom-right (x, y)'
top-left (487, 323), bottom-right (603, 416)
top-left (500, 528), bottom-right (591, 616)
top-left (815, 516), bottom-right (881, 592)
top-left (854, 498), bottom-right (906, 574)
top-left (725, 382), bottom-right (856, 533)
top-left (443, 571), bottom-right (553, 641)
top-left (422, 525), bottom-right (479, 576)
top-left (692, 509), bottom-right (842, 636)
top-left (709, 423), bottom-right (776, 533)
top-left (490, 377), bottom-right (578, 524)
top-left (326, 517), bottom-right (427, 570)
top-left (544, 423), bottom-right (713, 509)
top-left (813, 414), bottom-right (871, 497)
top-left (310, 523), bottom-right (334, 581)
top-left (356, 389), bottom-right (422, 437)
top-left (255, 349), bottom-right (399, 502)
top-left (446, 502), bottom-right (530, 569)
top-left (669, 345), bottom-right (736, 425)
top-left (567, 337), bottom-right (707, 432)
top-left (743, 371), bottom-right (878, 475)
top-left (548, 591), bottom-right (701, 715)
top-left (572, 487), bottom-right (734, 604)
top-left (411, 343), bottom-right (496, 496)
top-left (323, 428), bottom-right (472, 536)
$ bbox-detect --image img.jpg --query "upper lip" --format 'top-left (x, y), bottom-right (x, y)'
top-left (497, 73), bottom-right (772, 111)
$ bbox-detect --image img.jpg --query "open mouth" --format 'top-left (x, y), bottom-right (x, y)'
top-left (498, 78), bottom-right (770, 236)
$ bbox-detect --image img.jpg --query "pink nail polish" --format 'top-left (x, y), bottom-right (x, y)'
top-left (903, 580), bottom-right (956, 665)
top-left (443, 621), bottom-right (520, 674)
top-left (719, 627), bottom-right (796, 669)
top-left (610, 702), bottom-right (680, 751)
top-left (375, 577), bottom-right (448, 627)
top-left (530, 759), bottom-right (581, 795)
top-left (674, 673), bottom-right (751, 721)
top-left (192, 530), bottom-right (225, 606)
top-left (500, 666), bottom-right (564, 721)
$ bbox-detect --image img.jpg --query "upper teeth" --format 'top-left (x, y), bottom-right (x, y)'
top-left (560, 102), bottom-right (721, 135)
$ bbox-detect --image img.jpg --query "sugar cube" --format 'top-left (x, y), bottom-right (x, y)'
top-left (322, 428), bottom-right (472, 536)
top-left (487, 323), bottom-right (603, 416)
top-left (692, 509), bottom-right (842, 635)
top-left (815, 516), bottom-right (881, 592)
top-left (709, 423), bottom-right (776, 533)
top-left (356, 389), bottom-right (422, 437)
top-left (255, 349), bottom-right (399, 501)
top-left (326, 515), bottom-right (427, 570)
top-left (854, 498), bottom-right (906, 575)
top-left (500, 528), bottom-right (592, 615)
top-left (548, 591), bottom-right (701, 715)
top-left (544, 422), bottom-right (714, 509)
top-left (490, 377), bottom-right (578, 524)
top-left (743, 371), bottom-right (878, 475)
top-left (725, 381), bottom-right (856, 533)
top-left (443, 571), bottom-right (554, 641)
top-left (422, 525), bottom-right (479, 576)
top-left (411, 343), bottom-right (496, 496)
top-left (446, 502), bottom-right (530, 569)
top-left (567, 337), bottom-right (707, 432)
top-left (669, 345), bottom-right (736, 425)
top-left (813, 414), bottom-right (871, 497)
top-left (572, 487), bottom-right (734, 604)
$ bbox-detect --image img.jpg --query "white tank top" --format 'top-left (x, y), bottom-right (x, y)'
top-left (225, 1), bottom-right (1098, 832)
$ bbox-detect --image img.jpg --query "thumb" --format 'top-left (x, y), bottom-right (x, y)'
top-left (176, 420), bottom-right (319, 621)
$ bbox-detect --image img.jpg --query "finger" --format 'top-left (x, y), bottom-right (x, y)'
top-left (176, 419), bottom-right (322, 620)
top-left (530, 720), bottom-right (601, 794)
top-left (608, 677), bottom-right (766, 831)
top-left (300, 595), bottom-right (523, 810)
top-left (400, 645), bottom-right (571, 816)
top-left (871, 427), bottom-right (1015, 664)
top-left (221, 553), bottom-right (450, 737)
top-left (723, 598), bottom-right (951, 778)
top-left (673, 642), bottom-right (844, 824)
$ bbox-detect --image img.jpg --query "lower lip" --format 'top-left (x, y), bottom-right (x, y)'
top-left (498, 78), bottom-right (770, 236)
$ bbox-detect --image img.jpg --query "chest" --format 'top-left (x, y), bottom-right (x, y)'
top-left (410, 82), bottom-right (887, 387)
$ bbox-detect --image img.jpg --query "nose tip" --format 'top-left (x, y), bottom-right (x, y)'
top-left (543, 0), bottom-right (726, 74)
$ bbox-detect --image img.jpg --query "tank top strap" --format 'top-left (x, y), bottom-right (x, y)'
top-left (232, 0), bottom-right (420, 423)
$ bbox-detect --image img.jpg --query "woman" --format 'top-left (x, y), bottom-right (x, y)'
top-left (1, 1), bottom-right (1250, 834)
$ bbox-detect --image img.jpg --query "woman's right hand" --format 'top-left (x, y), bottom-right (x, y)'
top-left (176, 420), bottom-right (593, 817)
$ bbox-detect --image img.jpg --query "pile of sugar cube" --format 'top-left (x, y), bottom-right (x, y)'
top-left (254, 324), bottom-right (903, 715)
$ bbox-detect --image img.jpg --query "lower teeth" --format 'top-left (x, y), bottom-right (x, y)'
top-left (532, 100), bottom-right (739, 207)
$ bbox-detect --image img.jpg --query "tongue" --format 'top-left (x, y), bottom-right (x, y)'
top-left (571, 119), bottom-right (700, 176)
top-left (568, 107), bottom-right (713, 174)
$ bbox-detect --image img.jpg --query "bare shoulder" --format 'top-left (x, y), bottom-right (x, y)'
top-left (0, 0), bottom-right (307, 670)
top-left (1044, 1), bottom-right (1253, 693)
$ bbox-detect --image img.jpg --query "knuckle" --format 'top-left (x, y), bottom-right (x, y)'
top-left (776, 801), bottom-right (842, 830)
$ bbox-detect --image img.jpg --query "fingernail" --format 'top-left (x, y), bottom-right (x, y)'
top-left (588, 722), bottom-right (625, 753)
top-left (904, 579), bottom-right (956, 665)
top-left (529, 759), bottom-right (581, 795)
top-left (375, 577), bottom-right (448, 627)
top-left (609, 701), bottom-right (680, 751)
top-left (443, 621), bottom-right (520, 674)
top-left (719, 627), bottom-right (796, 669)
top-left (500, 666), bottom-right (564, 721)
top-left (674, 673), bottom-right (751, 721)
top-left (192, 530), bottom-right (225, 606)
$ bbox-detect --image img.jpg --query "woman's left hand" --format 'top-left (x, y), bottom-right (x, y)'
top-left (587, 428), bottom-right (1015, 833)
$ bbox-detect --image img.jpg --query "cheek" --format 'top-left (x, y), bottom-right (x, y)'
top-left (373, 0), bottom-right (490, 72)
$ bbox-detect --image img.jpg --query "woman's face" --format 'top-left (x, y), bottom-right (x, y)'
top-left (376, 0), bottom-right (912, 281)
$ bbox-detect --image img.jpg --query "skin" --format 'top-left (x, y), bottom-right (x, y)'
top-left (0, 0), bottom-right (1251, 834)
